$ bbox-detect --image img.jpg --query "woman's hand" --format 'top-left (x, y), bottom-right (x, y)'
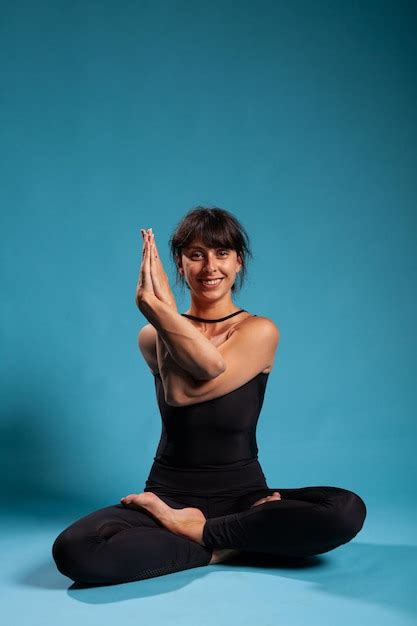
top-left (135, 229), bottom-right (155, 309)
top-left (135, 228), bottom-right (178, 312)
top-left (148, 229), bottom-right (178, 310)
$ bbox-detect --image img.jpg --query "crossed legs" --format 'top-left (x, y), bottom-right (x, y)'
top-left (52, 486), bottom-right (367, 585)
top-left (121, 485), bottom-right (366, 558)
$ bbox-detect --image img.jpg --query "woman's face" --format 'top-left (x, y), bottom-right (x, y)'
top-left (179, 239), bottom-right (242, 296)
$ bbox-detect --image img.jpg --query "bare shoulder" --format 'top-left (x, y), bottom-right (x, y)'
top-left (138, 323), bottom-right (158, 374)
top-left (223, 314), bottom-right (280, 361)
top-left (228, 313), bottom-right (280, 341)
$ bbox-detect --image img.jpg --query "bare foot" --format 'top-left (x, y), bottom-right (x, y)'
top-left (250, 491), bottom-right (282, 507)
top-left (120, 492), bottom-right (207, 545)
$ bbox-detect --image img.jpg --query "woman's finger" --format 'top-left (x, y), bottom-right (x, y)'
top-left (137, 229), bottom-right (154, 296)
top-left (145, 231), bottom-right (152, 278)
top-left (147, 231), bottom-right (157, 259)
top-left (149, 232), bottom-right (162, 292)
top-left (140, 230), bottom-right (148, 276)
top-left (136, 232), bottom-right (145, 291)
top-left (151, 234), bottom-right (158, 259)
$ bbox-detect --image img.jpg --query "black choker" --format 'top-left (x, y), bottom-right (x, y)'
top-left (181, 309), bottom-right (247, 323)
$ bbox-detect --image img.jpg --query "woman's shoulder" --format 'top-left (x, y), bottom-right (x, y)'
top-left (239, 312), bottom-right (279, 331)
top-left (224, 313), bottom-right (279, 376)
top-left (228, 312), bottom-right (280, 340)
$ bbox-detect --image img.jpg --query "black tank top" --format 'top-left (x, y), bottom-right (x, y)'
top-left (151, 365), bottom-right (270, 469)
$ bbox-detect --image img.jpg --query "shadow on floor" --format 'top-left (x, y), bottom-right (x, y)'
top-left (20, 542), bottom-right (417, 620)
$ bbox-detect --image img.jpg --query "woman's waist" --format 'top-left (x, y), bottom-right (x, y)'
top-left (144, 457), bottom-right (268, 496)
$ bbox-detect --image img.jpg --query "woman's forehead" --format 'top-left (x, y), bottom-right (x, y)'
top-left (185, 239), bottom-right (206, 248)
top-left (185, 237), bottom-right (229, 250)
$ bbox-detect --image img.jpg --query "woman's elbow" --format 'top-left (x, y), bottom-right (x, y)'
top-left (209, 359), bottom-right (226, 379)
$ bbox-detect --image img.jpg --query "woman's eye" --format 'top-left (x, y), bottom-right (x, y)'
top-left (192, 250), bottom-right (228, 259)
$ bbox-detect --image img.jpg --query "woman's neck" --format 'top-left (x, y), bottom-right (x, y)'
top-left (184, 302), bottom-right (242, 321)
top-left (181, 309), bottom-right (246, 323)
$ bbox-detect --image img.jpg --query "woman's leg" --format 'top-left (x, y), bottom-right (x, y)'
top-left (202, 486), bottom-right (367, 558)
top-left (52, 498), bottom-right (212, 585)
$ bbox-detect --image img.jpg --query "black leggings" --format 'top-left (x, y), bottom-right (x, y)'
top-left (52, 460), bottom-right (367, 585)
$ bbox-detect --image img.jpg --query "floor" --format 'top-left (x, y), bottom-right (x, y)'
top-left (1, 494), bottom-right (415, 626)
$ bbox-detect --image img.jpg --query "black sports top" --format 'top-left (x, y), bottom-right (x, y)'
top-left (151, 313), bottom-right (270, 469)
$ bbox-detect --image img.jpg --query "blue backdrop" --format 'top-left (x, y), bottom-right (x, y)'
top-left (1, 0), bottom-right (415, 515)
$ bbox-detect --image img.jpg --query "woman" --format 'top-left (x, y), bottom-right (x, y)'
top-left (52, 206), bottom-right (367, 585)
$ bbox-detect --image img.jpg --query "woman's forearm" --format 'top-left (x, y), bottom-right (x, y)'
top-left (140, 293), bottom-right (224, 379)
top-left (156, 333), bottom-right (197, 403)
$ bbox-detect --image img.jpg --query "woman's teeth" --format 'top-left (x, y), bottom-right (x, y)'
top-left (201, 278), bottom-right (222, 286)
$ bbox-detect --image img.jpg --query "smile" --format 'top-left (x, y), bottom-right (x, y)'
top-left (199, 278), bottom-right (223, 287)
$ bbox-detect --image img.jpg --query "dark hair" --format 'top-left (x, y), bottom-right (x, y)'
top-left (168, 206), bottom-right (253, 294)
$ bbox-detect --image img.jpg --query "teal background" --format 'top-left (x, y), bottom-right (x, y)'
top-left (1, 0), bottom-right (416, 513)
top-left (0, 4), bottom-right (416, 622)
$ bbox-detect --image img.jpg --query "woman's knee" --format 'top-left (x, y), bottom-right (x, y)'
top-left (333, 489), bottom-right (367, 540)
top-left (52, 507), bottom-right (136, 582)
top-left (52, 525), bottom-right (95, 582)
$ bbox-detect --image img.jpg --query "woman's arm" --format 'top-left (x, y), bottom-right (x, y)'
top-left (159, 315), bottom-right (279, 407)
top-left (140, 292), bottom-right (225, 381)
top-left (136, 229), bottom-right (224, 399)
top-left (154, 331), bottom-right (202, 405)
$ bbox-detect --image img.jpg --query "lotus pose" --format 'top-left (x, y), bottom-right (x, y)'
top-left (52, 206), bottom-right (367, 585)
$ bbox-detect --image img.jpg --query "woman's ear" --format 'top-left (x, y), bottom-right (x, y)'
top-left (175, 253), bottom-right (184, 274)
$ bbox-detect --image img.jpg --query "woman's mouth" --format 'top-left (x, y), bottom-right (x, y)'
top-left (199, 278), bottom-right (223, 288)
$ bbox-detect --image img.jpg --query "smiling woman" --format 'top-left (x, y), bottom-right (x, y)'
top-left (51, 205), bottom-right (367, 585)
top-left (169, 206), bottom-right (252, 298)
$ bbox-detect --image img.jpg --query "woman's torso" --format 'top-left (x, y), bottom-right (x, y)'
top-left (152, 368), bottom-right (270, 468)
top-left (151, 310), bottom-right (272, 469)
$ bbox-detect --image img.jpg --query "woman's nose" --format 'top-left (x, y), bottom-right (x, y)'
top-left (203, 254), bottom-right (219, 272)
